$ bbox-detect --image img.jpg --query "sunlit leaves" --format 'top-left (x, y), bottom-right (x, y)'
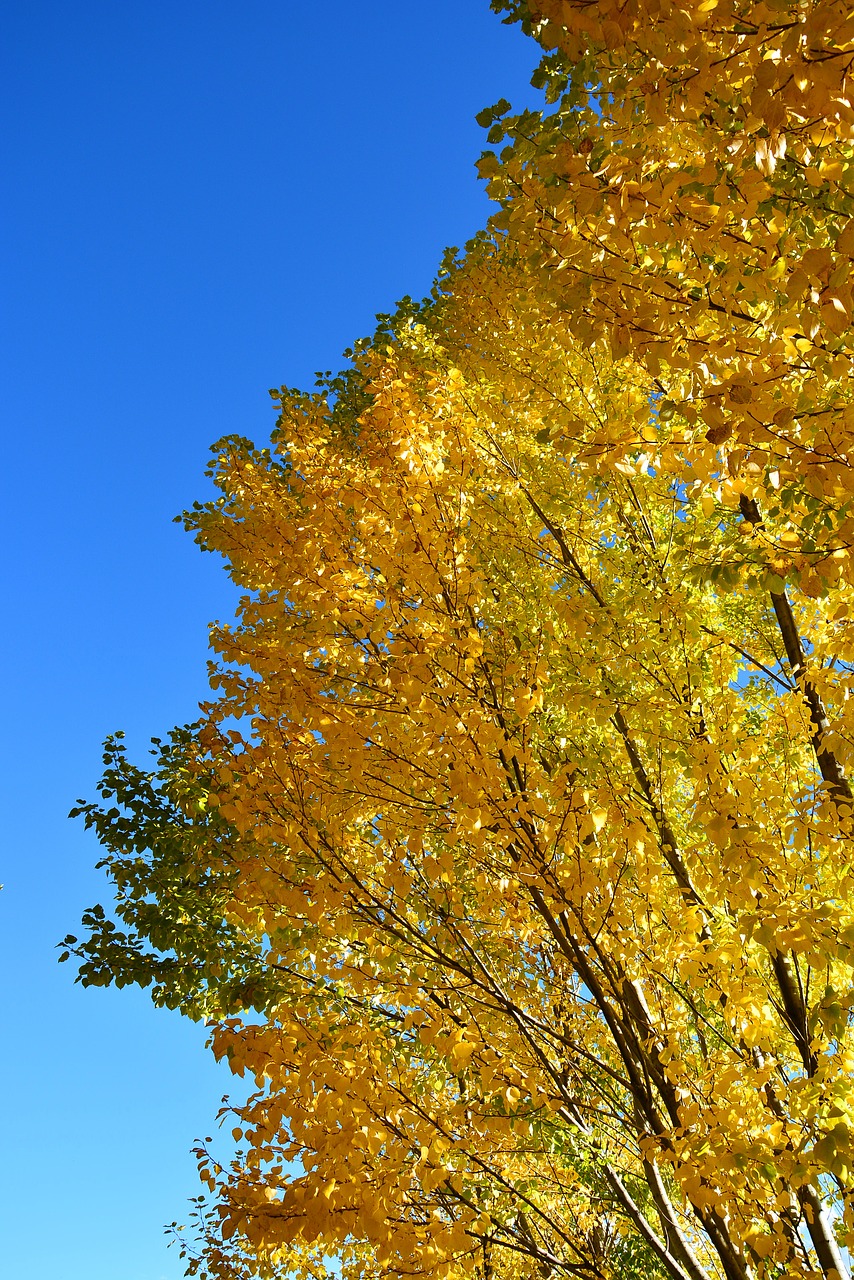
top-left (66, 3), bottom-right (854, 1279)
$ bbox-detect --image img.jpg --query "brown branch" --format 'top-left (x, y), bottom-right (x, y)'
top-left (739, 495), bottom-right (851, 807)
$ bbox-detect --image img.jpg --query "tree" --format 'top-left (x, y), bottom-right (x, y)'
top-left (65, 2), bottom-right (854, 1279)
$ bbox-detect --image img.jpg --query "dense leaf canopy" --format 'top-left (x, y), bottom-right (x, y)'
top-left (66, 2), bottom-right (854, 1278)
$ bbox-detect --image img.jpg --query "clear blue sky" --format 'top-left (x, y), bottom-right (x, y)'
top-left (1, 4), bottom-right (541, 1277)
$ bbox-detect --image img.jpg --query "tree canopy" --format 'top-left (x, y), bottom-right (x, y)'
top-left (64, 2), bottom-right (854, 1278)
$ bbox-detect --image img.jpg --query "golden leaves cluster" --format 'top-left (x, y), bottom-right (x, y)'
top-left (178, 218), bottom-right (854, 1276)
top-left (83, 5), bottom-right (854, 1279)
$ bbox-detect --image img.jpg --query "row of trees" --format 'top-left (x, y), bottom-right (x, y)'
top-left (65, 1), bottom-right (854, 1277)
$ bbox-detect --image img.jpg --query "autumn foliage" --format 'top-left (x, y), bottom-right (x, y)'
top-left (65, 2), bottom-right (854, 1278)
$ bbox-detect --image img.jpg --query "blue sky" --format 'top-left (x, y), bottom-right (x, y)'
top-left (1, 4), bottom-right (541, 1277)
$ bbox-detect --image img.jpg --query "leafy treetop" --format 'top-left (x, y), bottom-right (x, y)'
top-left (65, 4), bottom-right (854, 1280)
